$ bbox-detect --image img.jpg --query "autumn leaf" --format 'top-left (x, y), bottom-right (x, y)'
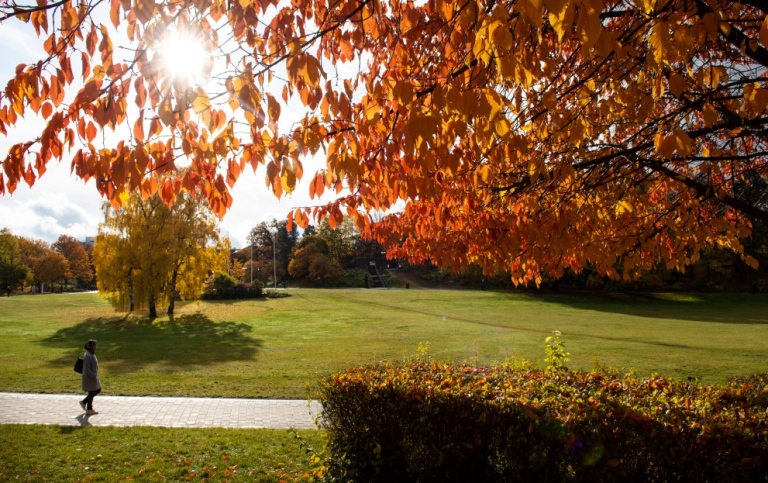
top-left (648, 20), bottom-right (670, 66)
top-left (192, 88), bottom-right (212, 129)
top-left (761, 16), bottom-right (768, 47)
top-left (668, 72), bottom-right (686, 98)
top-left (159, 97), bottom-right (174, 126)
top-left (3, 0), bottom-right (768, 289)
top-left (701, 103), bottom-right (718, 126)
top-left (548, 0), bottom-right (573, 42)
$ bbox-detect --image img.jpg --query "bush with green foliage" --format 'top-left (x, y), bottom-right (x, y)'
top-left (202, 272), bottom-right (262, 299)
top-left (343, 268), bottom-right (368, 288)
top-left (317, 363), bottom-right (768, 482)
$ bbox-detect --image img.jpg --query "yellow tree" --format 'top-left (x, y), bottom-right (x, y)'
top-left (93, 190), bottom-right (223, 317)
top-left (176, 236), bottom-right (231, 300)
top-left (92, 231), bottom-right (138, 310)
top-left (3, 0), bottom-right (768, 284)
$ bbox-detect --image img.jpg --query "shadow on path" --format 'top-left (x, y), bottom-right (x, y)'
top-left (39, 312), bottom-right (262, 373)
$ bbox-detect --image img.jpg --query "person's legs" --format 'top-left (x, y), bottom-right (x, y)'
top-left (82, 389), bottom-right (101, 410)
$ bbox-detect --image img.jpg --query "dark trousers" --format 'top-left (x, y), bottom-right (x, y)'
top-left (82, 389), bottom-right (101, 409)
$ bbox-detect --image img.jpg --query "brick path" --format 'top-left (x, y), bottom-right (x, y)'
top-left (0, 393), bottom-right (321, 429)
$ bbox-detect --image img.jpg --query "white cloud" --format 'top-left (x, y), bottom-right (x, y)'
top-left (0, 167), bottom-right (102, 244)
top-left (0, 24), bottom-right (49, 91)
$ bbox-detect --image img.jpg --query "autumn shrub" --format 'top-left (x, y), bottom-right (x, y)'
top-left (317, 364), bottom-right (768, 482)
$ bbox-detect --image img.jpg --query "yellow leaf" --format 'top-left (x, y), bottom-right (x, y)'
top-left (636, 0), bottom-right (656, 14)
top-left (569, 117), bottom-right (587, 145)
top-left (483, 89), bottom-right (504, 121)
top-left (192, 88), bottom-right (212, 128)
top-left (595, 29), bottom-right (615, 57)
top-left (652, 75), bottom-right (665, 100)
top-left (528, 158), bottom-right (543, 180)
top-left (286, 38), bottom-right (302, 55)
top-left (546, 0), bottom-right (572, 40)
top-left (92, 64), bottom-right (106, 81)
top-left (496, 54), bottom-right (515, 80)
top-left (363, 96), bottom-right (379, 121)
top-left (477, 165), bottom-right (492, 183)
top-left (159, 97), bottom-right (174, 126)
top-left (668, 72), bottom-right (686, 98)
top-left (761, 16), bottom-right (768, 47)
top-left (473, 26), bottom-right (492, 65)
top-left (655, 129), bottom-right (692, 159)
top-left (495, 118), bottom-right (511, 137)
top-left (391, 81), bottom-right (413, 110)
top-left (118, 189), bottom-right (130, 206)
top-left (576, 2), bottom-right (600, 51)
top-left (700, 66), bottom-right (727, 89)
top-left (489, 20), bottom-right (512, 51)
top-left (648, 20), bottom-right (670, 65)
top-left (521, 0), bottom-right (543, 27)
top-left (542, 91), bottom-right (557, 110)
top-left (702, 102), bottom-right (718, 126)
top-left (615, 200), bottom-right (633, 215)
top-left (673, 129), bottom-right (692, 157)
top-left (744, 83), bottom-right (768, 113)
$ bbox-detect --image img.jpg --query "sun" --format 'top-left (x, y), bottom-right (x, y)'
top-left (156, 31), bottom-right (210, 85)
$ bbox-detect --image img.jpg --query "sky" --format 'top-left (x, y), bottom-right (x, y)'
top-left (0, 9), bottom-right (330, 248)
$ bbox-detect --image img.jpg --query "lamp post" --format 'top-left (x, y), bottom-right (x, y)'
top-left (249, 240), bottom-right (253, 284)
top-left (271, 228), bottom-right (277, 290)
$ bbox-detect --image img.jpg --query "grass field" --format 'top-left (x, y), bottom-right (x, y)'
top-left (1, 288), bottom-right (767, 481)
top-left (0, 425), bottom-right (323, 482)
top-left (0, 288), bottom-right (766, 398)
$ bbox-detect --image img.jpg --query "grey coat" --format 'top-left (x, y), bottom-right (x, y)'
top-left (81, 350), bottom-right (101, 392)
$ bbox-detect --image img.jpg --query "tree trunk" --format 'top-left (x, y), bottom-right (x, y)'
top-left (167, 295), bottom-right (175, 315)
top-left (148, 295), bottom-right (157, 318)
top-left (167, 267), bottom-right (179, 316)
top-left (128, 270), bottom-right (135, 311)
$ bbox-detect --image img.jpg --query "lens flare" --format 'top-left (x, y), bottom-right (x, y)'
top-left (157, 31), bottom-right (210, 85)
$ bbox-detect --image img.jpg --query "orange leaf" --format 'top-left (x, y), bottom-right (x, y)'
top-left (41, 102), bottom-right (53, 120)
top-left (133, 113), bottom-right (145, 142)
top-left (23, 163), bottom-right (36, 187)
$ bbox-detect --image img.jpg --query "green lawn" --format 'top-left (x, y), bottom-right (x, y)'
top-left (0, 289), bottom-right (766, 398)
top-left (0, 425), bottom-right (323, 482)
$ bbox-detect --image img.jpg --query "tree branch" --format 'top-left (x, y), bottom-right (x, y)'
top-left (641, 157), bottom-right (768, 223)
top-left (696, 0), bottom-right (768, 69)
top-left (0, 0), bottom-right (68, 22)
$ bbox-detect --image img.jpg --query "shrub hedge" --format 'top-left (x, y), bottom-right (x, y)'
top-left (201, 282), bottom-right (263, 300)
top-left (317, 364), bottom-right (768, 482)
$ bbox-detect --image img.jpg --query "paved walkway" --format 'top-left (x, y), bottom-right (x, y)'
top-left (0, 393), bottom-right (322, 429)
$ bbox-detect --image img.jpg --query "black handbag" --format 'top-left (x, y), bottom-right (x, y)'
top-left (74, 357), bottom-right (83, 374)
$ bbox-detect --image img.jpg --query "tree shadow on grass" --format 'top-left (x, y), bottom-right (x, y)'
top-left (39, 312), bottom-right (262, 374)
top-left (512, 291), bottom-right (768, 325)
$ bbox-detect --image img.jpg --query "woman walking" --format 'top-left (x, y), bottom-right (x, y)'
top-left (80, 339), bottom-right (101, 415)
